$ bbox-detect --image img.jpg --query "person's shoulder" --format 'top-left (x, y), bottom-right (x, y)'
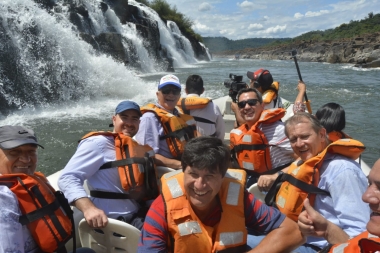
top-left (79, 134), bottom-right (114, 146)
top-left (323, 154), bottom-right (362, 173)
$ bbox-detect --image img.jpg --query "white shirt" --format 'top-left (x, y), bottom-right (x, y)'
top-left (185, 94), bottom-right (225, 140)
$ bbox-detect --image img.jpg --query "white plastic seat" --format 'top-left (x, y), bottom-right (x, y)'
top-left (247, 183), bottom-right (266, 202)
top-left (78, 218), bottom-right (140, 253)
top-left (156, 166), bottom-right (175, 178)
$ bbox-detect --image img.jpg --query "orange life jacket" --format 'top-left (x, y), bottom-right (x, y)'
top-left (0, 172), bottom-right (73, 252)
top-left (177, 97), bottom-right (216, 126)
top-left (141, 103), bottom-right (197, 159)
top-left (262, 81), bottom-right (279, 104)
top-left (177, 96), bottom-right (211, 111)
top-left (328, 130), bottom-right (351, 142)
top-left (328, 231), bottom-right (380, 253)
top-left (273, 138), bottom-right (365, 221)
top-left (161, 169), bottom-right (248, 253)
top-left (81, 132), bottom-right (159, 201)
top-left (230, 108), bottom-right (286, 174)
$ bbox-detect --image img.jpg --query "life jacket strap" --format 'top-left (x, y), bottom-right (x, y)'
top-left (215, 244), bottom-right (249, 253)
top-left (90, 190), bottom-right (131, 199)
top-left (233, 144), bottom-right (268, 152)
top-left (246, 162), bottom-right (291, 179)
top-left (265, 172), bottom-right (330, 206)
top-left (99, 157), bottom-right (148, 170)
top-left (192, 116), bottom-right (216, 125)
top-left (159, 125), bottom-right (196, 141)
top-left (19, 199), bottom-right (61, 225)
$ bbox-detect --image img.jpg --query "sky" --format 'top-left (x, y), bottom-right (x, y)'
top-left (164, 0), bottom-right (380, 40)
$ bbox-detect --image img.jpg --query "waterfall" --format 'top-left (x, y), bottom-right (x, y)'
top-left (129, 0), bottom-right (198, 68)
top-left (0, 0), bottom-right (207, 115)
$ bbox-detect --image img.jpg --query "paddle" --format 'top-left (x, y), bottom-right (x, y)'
top-left (291, 49), bottom-right (312, 114)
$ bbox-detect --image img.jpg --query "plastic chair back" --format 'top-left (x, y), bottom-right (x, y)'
top-left (78, 218), bottom-right (140, 253)
top-left (247, 183), bottom-right (266, 202)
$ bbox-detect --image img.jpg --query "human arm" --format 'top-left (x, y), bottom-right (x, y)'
top-left (138, 195), bottom-right (168, 253)
top-left (245, 192), bottom-right (305, 252)
top-left (257, 166), bottom-right (289, 192)
top-left (58, 137), bottom-right (111, 228)
top-left (293, 81), bottom-right (307, 113)
top-left (231, 101), bottom-right (246, 127)
top-left (73, 197), bottom-right (108, 228)
top-left (298, 198), bottom-right (350, 244)
top-left (0, 186), bottom-right (38, 253)
top-left (154, 153), bottom-right (181, 170)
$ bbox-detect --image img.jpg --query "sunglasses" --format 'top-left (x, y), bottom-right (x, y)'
top-left (237, 99), bottom-right (259, 109)
top-left (160, 87), bottom-right (181, 95)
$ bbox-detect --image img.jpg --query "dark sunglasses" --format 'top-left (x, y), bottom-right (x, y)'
top-left (160, 87), bottom-right (181, 95)
top-left (237, 99), bottom-right (259, 108)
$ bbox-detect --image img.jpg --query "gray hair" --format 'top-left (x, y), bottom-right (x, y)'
top-left (284, 112), bottom-right (325, 137)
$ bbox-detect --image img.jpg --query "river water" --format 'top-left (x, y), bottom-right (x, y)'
top-left (1, 58), bottom-right (379, 175)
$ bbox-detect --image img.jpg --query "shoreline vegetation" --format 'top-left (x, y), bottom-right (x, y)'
top-left (135, 1), bottom-right (379, 67)
top-left (204, 13), bottom-right (380, 68)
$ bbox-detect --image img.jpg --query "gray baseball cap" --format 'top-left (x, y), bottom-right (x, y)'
top-left (0, 125), bottom-right (44, 149)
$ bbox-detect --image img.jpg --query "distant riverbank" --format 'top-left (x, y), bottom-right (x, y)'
top-left (215, 32), bottom-right (380, 68)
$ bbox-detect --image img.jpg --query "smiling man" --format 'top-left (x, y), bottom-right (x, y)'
top-left (270, 112), bottom-right (369, 252)
top-left (297, 158), bottom-right (380, 252)
top-left (230, 87), bottom-right (295, 189)
top-left (138, 136), bottom-right (305, 253)
top-left (135, 74), bottom-right (197, 170)
top-left (59, 100), bottom-right (158, 230)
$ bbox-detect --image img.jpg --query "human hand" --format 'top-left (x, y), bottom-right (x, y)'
top-left (83, 206), bottom-right (108, 228)
top-left (230, 102), bottom-right (239, 114)
top-left (297, 81), bottom-right (306, 92)
top-left (297, 198), bottom-right (328, 238)
top-left (257, 174), bottom-right (278, 192)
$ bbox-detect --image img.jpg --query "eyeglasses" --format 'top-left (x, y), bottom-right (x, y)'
top-left (237, 99), bottom-right (259, 109)
top-left (160, 87), bottom-right (181, 95)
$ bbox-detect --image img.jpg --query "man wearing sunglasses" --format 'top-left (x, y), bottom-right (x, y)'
top-left (230, 88), bottom-right (295, 189)
top-left (231, 69), bottom-right (283, 127)
top-left (135, 74), bottom-right (197, 170)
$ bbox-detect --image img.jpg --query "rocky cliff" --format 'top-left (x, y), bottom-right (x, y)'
top-left (221, 32), bottom-right (380, 68)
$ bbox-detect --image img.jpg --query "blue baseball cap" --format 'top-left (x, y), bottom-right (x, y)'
top-left (158, 74), bottom-right (181, 90)
top-left (115, 100), bottom-right (142, 116)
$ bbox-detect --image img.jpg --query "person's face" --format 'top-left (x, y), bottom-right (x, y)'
top-left (183, 166), bottom-right (223, 214)
top-left (287, 121), bottom-right (327, 161)
top-left (156, 85), bottom-right (181, 111)
top-left (0, 144), bottom-right (38, 175)
top-left (112, 109), bottom-right (140, 137)
top-left (238, 91), bottom-right (264, 127)
top-left (362, 159), bottom-right (380, 236)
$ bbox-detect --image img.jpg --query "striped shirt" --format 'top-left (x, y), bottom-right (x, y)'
top-left (260, 120), bottom-right (294, 169)
top-left (137, 191), bottom-right (285, 252)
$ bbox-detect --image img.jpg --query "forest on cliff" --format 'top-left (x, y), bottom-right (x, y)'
top-left (203, 12), bottom-right (380, 53)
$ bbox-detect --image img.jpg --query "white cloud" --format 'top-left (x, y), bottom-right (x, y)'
top-left (294, 12), bottom-right (304, 19)
top-left (237, 1), bottom-right (254, 8)
top-left (305, 10), bottom-right (329, 17)
top-left (198, 2), bottom-right (212, 12)
top-left (248, 23), bottom-right (264, 30)
top-left (192, 21), bottom-right (213, 33)
top-left (265, 25), bottom-right (287, 34)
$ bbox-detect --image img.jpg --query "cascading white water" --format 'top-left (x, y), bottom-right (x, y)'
top-left (199, 42), bottom-right (212, 61)
top-left (167, 21), bottom-right (196, 62)
top-left (0, 0), bottom-right (206, 118)
top-left (129, 0), bottom-right (198, 68)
